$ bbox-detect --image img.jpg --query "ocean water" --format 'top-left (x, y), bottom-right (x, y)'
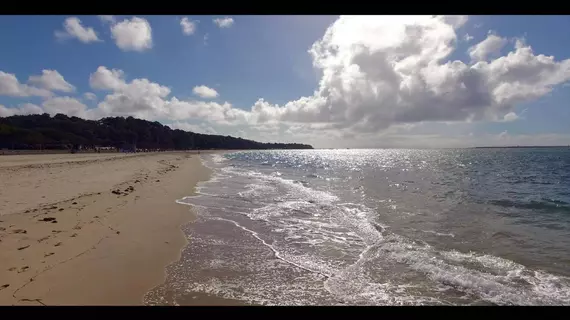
top-left (145, 148), bottom-right (570, 305)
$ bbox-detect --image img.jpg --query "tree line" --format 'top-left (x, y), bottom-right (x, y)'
top-left (0, 114), bottom-right (313, 151)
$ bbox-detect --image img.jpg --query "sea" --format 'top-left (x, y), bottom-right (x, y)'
top-left (145, 148), bottom-right (570, 305)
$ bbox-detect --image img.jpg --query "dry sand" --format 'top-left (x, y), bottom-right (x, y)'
top-left (0, 151), bottom-right (211, 305)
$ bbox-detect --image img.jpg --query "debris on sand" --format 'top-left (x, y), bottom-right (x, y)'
top-left (111, 190), bottom-right (122, 195)
top-left (12, 229), bottom-right (27, 234)
top-left (39, 217), bottom-right (56, 222)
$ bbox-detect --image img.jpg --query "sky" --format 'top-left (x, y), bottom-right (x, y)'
top-left (1, 15), bottom-right (570, 148)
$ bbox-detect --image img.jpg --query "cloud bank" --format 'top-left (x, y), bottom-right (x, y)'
top-left (4, 15), bottom-right (570, 147)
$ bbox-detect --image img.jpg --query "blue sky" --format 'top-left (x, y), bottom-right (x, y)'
top-left (1, 15), bottom-right (570, 148)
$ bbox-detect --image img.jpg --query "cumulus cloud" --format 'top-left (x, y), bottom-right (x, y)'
top-left (0, 71), bottom-right (52, 98)
top-left (213, 17), bottom-right (234, 28)
top-left (502, 112), bottom-right (519, 122)
top-left (111, 17), bottom-right (152, 51)
top-left (98, 15), bottom-right (115, 24)
top-left (168, 122), bottom-right (217, 134)
top-left (55, 17), bottom-right (101, 43)
top-left (28, 70), bottom-right (75, 92)
top-left (468, 32), bottom-right (507, 61)
top-left (89, 66), bottom-right (127, 90)
top-left (235, 15), bottom-right (570, 136)
top-left (1, 97), bottom-right (89, 118)
top-left (84, 92), bottom-right (97, 101)
top-left (7, 16), bottom-right (570, 148)
top-left (464, 33), bottom-right (474, 42)
top-left (192, 85), bottom-right (218, 98)
top-left (84, 66), bottom-right (248, 123)
top-left (1, 97), bottom-right (88, 118)
top-left (180, 17), bottom-right (197, 35)
top-left (42, 96), bottom-right (88, 117)
top-left (0, 103), bottom-right (44, 117)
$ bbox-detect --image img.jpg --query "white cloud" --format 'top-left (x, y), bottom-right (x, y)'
top-left (464, 33), bottom-right (474, 42)
top-left (28, 70), bottom-right (75, 92)
top-left (213, 17), bottom-right (234, 28)
top-left (1, 97), bottom-right (87, 118)
top-left (0, 71), bottom-right (52, 98)
top-left (82, 66), bottom-right (249, 124)
top-left (168, 122), bottom-right (217, 134)
top-left (98, 15), bottom-right (115, 24)
top-left (84, 92), bottom-right (97, 101)
top-left (0, 103), bottom-right (44, 117)
top-left (502, 112), bottom-right (519, 122)
top-left (111, 17), bottom-right (152, 52)
top-left (42, 97), bottom-right (88, 117)
top-left (203, 33), bottom-right (209, 45)
top-left (442, 15), bottom-right (468, 28)
top-left (7, 15), bottom-right (570, 148)
top-left (180, 17), bottom-right (197, 35)
top-left (54, 17), bottom-right (101, 43)
top-left (192, 85), bottom-right (218, 99)
top-left (468, 32), bottom-right (507, 62)
top-left (89, 66), bottom-right (127, 91)
top-left (235, 15), bottom-right (570, 136)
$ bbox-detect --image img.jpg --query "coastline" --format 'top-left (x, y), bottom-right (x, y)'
top-left (0, 151), bottom-right (213, 305)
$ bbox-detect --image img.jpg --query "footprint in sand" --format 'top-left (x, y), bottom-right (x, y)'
top-left (54, 242), bottom-right (62, 247)
top-left (44, 252), bottom-right (54, 257)
top-left (8, 267), bottom-right (16, 272)
top-left (17, 245), bottom-right (30, 251)
top-left (0, 284), bottom-right (9, 290)
top-left (18, 266), bottom-right (29, 273)
top-left (12, 229), bottom-right (27, 234)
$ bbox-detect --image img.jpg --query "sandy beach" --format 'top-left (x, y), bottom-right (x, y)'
top-left (0, 151), bottom-right (211, 305)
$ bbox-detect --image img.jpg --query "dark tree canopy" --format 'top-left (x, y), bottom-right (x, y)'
top-left (0, 114), bottom-right (313, 150)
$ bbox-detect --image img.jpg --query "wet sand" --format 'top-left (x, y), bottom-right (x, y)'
top-left (0, 151), bottom-right (211, 305)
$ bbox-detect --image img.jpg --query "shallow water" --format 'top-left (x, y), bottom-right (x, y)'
top-left (145, 148), bottom-right (570, 305)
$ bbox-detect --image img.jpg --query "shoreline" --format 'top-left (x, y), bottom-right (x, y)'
top-left (0, 151), bottom-right (213, 305)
